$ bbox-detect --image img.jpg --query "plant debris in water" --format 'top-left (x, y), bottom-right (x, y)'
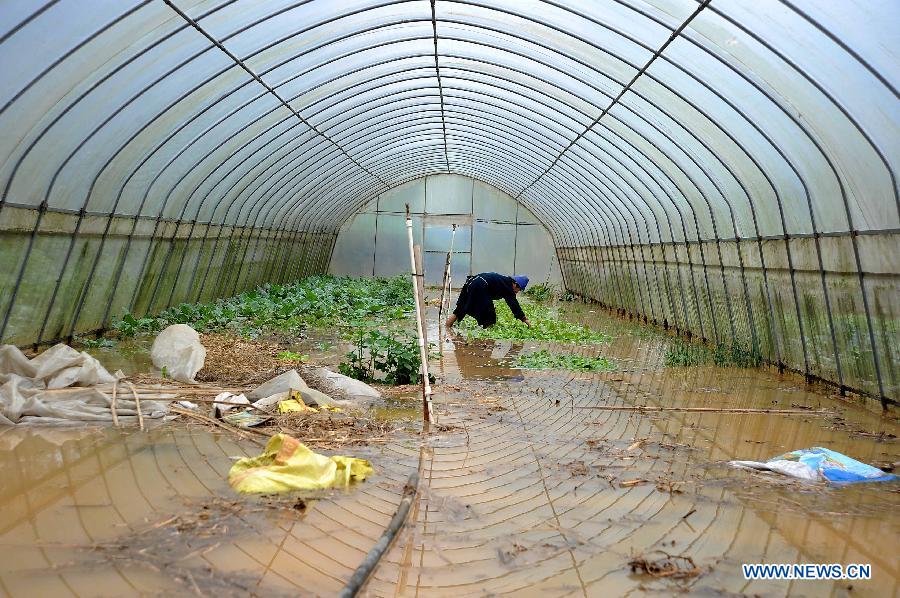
top-left (628, 551), bottom-right (704, 579)
top-left (267, 410), bottom-right (399, 448)
top-left (459, 300), bottom-right (611, 343)
top-left (664, 339), bottom-right (761, 368)
top-left (110, 275), bottom-right (414, 340)
top-left (512, 349), bottom-right (616, 372)
top-left (83, 497), bottom-right (306, 597)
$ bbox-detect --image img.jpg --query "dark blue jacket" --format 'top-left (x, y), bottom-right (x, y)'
top-left (453, 272), bottom-right (526, 327)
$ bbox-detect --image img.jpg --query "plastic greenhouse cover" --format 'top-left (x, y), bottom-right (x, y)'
top-left (0, 0), bottom-right (894, 238)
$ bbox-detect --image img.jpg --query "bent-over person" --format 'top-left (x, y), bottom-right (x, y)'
top-left (445, 272), bottom-right (531, 329)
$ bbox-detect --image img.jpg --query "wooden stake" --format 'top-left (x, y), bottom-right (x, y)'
top-left (126, 381), bottom-right (145, 431)
top-left (576, 406), bottom-right (831, 415)
top-left (445, 224), bottom-right (456, 315)
top-left (406, 204), bottom-right (434, 423)
top-left (413, 244), bottom-right (427, 350)
top-left (110, 379), bottom-right (120, 428)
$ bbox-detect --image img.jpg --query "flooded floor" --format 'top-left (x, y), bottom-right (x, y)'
top-left (1, 304), bottom-right (898, 596)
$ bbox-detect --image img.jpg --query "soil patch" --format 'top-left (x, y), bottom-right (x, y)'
top-left (196, 333), bottom-right (298, 386)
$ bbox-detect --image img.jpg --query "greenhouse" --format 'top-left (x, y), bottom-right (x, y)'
top-left (0, 0), bottom-right (897, 595)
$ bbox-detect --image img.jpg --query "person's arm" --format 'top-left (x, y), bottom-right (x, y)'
top-left (502, 289), bottom-right (530, 326)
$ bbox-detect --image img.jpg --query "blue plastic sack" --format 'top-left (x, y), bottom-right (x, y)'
top-left (730, 447), bottom-right (896, 483)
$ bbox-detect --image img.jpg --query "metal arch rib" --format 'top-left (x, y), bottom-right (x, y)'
top-left (160, 0), bottom-right (389, 193)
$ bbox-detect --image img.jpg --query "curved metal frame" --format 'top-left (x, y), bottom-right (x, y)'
top-left (0, 0), bottom-right (895, 405)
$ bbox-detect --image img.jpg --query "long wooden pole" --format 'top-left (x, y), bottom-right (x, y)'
top-left (444, 224), bottom-right (457, 315)
top-left (406, 205), bottom-right (433, 423)
top-left (414, 245), bottom-right (427, 350)
top-left (437, 223), bottom-right (457, 356)
top-left (576, 406), bottom-right (832, 415)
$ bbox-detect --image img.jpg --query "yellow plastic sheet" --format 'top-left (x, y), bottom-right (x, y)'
top-left (277, 397), bottom-right (343, 414)
top-left (228, 434), bottom-right (373, 493)
top-left (277, 399), bottom-right (317, 414)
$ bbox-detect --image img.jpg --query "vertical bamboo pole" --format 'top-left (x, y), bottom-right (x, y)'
top-left (444, 224), bottom-right (457, 315)
top-left (438, 259), bottom-right (449, 327)
top-left (406, 205), bottom-right (433, 423)
top-left (414, 245), bottom-right (427, 349)
top-left (437, 223), bottom-right (457, 356)
top-left (437, 254), bottom-right (450, 357)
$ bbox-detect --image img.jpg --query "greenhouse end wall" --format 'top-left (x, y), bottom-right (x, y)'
top-left (329, 174), bottom-right (563, 286)
top-left (0, 205), bottom-right (334, 347)
top-left (559, 232), bottom-right (899, 404)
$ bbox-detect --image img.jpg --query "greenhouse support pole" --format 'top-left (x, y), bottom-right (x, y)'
top-left (444, 224), bottom-right (457, 315)
top-left (414, 245), bottom-right (427, 350)
top-left (406, 205), bottom-right (433, 423)
top-left (437, 223), bottom-right (456, 331)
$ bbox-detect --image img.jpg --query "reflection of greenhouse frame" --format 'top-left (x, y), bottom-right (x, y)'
top-left (0, 1), bottom-right (895, 406)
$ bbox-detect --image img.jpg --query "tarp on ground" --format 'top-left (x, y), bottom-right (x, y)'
top-left (0, 344), bottom-right (167, 425)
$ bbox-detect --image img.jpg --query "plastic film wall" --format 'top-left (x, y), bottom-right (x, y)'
top-left (329, 174), bottom-right (562, 285)
top-left (0, 1), bottom-right (897, 405)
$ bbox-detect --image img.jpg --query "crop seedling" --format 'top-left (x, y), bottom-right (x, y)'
top-left (276, 351), bottom-right (308, 362)
top-left (76, 336), bottom-right (116, 349)
top-left (458, 299), bottom-right (611, 343)
top-left (512, 349), bottom-right (616, 372)
top-left (664, 339), bottom-right (762, 368)
top-left (339, 326), bottom-right (426, 385)
top-left (110, 275), bottom-right (415, 340)
top-left (524, 282), bottom-right (557, 302)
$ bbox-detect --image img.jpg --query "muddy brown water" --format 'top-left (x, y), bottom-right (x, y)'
top-left (1, 303), bottom-right (897, 596)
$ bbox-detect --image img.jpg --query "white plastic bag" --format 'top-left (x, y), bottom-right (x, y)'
top-left (150, 324), bottom-right (206, 383)
top-left (247, 369), bottom-right (307, 399)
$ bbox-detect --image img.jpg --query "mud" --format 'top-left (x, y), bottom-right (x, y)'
top-left (1, 301), bottom-right (897, 596)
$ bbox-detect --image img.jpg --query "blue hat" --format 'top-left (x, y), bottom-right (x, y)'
top-left (513, 275), bottom-right (529, 291)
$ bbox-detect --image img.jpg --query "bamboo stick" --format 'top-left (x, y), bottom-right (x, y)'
top-left (414, 244), bottom-right (427, 350)
top-left (437, 224), bottom-right (458, 358)
top-left (445, 224), bottom-right (456, 315)
top-left (438, 256), bottom-right (450, 328)
top-left (126, 381), bottom-right (144, 431)
top-left (43, 385), bottom-right (252, 395)
top-left (110, 379), bottom-right (120, 428)
top-left (125, 385), bottom-right (252, 394)
top-left (576, 406), bottom-right (831, 415)
top-left (406, 204), bottom-right (434, 424)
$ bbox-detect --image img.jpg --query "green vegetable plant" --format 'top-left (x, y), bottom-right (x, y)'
top-left (664, 339), bottom-right (761, 368)
top-left (712, 343), bottom-right (762, 368)
top-left (276, 351), bottom-right (309, 362)
top-left (511, 349), bottom-right (616, 372)
top-left (339, 326), bottom-right (425, 385)
top-left (524, 283), bottom-right (556, 302)
top-left (75, 336), bottom-right (116, 349)
top-left (110, 275), bottom-right (415, 340)
top-left (458, 299), bottom-right (611, 343)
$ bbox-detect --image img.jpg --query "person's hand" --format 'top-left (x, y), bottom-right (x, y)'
top-left (523, 318), bottom-right (532, 328)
